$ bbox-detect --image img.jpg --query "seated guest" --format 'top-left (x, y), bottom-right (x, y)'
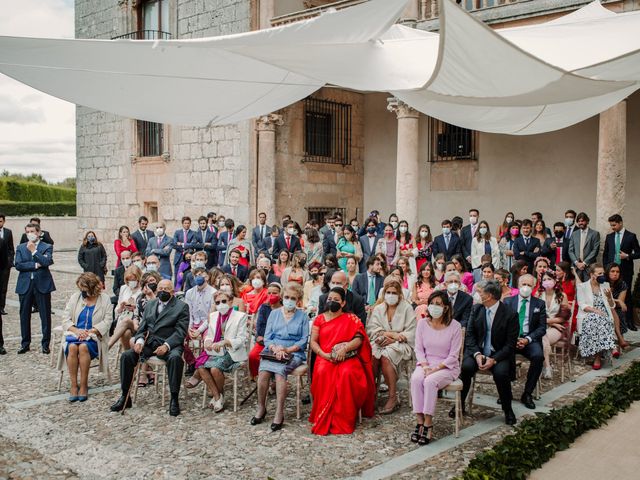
top-left (216, 274), bottom-right (246, 312)
top-left (410, 291), bottom-right (462, 445)
top-left (451, 254), bottom-right (474, 293)
top-left (494, 268), bottom-right (518, 300)
top-left (536, 270), bottom-right (570, 379)
top-left (196, 290), bottom-right (248, 412)
top-left (251, 283), bottom-right (309, 431)
top-left (352, 256), bottom-right (384, 314)
top-left (110, 279), bottom-right (189, 416)
top-left (222, 249), bottom-right (248, 282)
top-left (242, 268), bottom-right (268, 315)
top-left (309, 287), bottom-right (375, 435)
top-left (280, 251), bottom-right (309, 286)
top-left (504, 274), bottom-right (547, 409)
top-left (510, 260), bottom-right (529, 289)
top-left (443, 271), bottom-right (473, 328)
top-left (532, 257), bottom-right (551, 295)
top-left (132, 271), bottom-right (161, 386)
top-left (58, 273), bottom-right (111, 402)
top-left (606, 263), bottom-right (631, 347)
top-left (256, 256), bottom-right (279, 284)
top-left (273, 249), bottom-right (291, 279)
top-left (433, 253), bottom-right (446, 284)
top-left (555, 261), bottom-right (577, 333)
top-left (458, 280), bottom-right (519, 425)
top-left (182, 250), bottom-right (208, 293)
top-left (248, 283), bottom-right (282, 378)
top-left (184, 267), bottom-right (215, 388)
top-left (318, 270), bottom-right (367, 325)
top-left (175, 249), bottom-right (194, 291)
top-left (412, 261), bottom-right (436, 308)
top-left (303, 261), bottom-right (325, 316)
top-left (367, 280), bottom-right (416, 414)
top-left (108, 266), bottom-right (143, 350)
top-left (480, 262), bottom-right (495, 281)
top-left (112, 250), bottom-right (133, 300)
top-left (376, 223), bottom-right (400, 267)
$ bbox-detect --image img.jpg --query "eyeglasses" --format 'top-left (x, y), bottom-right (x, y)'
top-left (214, 300), bottom-right (228, 305)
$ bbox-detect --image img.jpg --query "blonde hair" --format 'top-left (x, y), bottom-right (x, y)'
top-left (283, 281), bottom-right (303, 300)
top-left (124, 266), bottom-right (142, 282)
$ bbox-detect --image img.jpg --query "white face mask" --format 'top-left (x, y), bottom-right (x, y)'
top-left (398, 226), bottom-right (408, 234)
top-left (218, 221), bottom-right (225, 228)
top-left (384, 293), bottom-right (399, 306)
top-left (427, 304), bottom-right (444, 318)
top-left (146, 264), bottom-right (158, 272)
top-left (251, 278), bottom-right (264, 289)
top-left (469, 216), bottom-right (478, 225)
top-left (390, 221), bottom-right (398, 229)
top-left (283, 298), bottom-right (297, 311)
top-left (287, 228), bottom-right (296, 236)
top-left (442, 227), bottom-right (450, 235)
top-left (564, 218), bottom-right (574, 227)
top-left (155, 228), bottom-right (164, 236)
top-left (216, 302), bottom-right (231, 315)
top-left (436, 263), bottom-right (444, 272)
top-left (194, 260), bottom-right (205, 269)
top-left (446, 282), bottom-right (459, 294)
top-left (479, 227), bottom-right (488, 236)
top-left (127, 281), bottom-right (138, 289)
top-left (121, 259), bottom-right (132, 267)
top-left (520, 285), bottom-right (533, 298)
top-left (420, 230), bottom-right (429, 239)
top-left (27, 232), bottom-right (38, 242)
top-left (473, 291), bottom-right (482, 304)
top-left (134, 260), bottom-right (144, 269)
top-left (506, 216), bottom-right (514, 223)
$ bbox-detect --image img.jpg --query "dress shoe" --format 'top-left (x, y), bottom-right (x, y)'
top-left (521, 393), bottom-right (536, 410)
top-left (41, 347), bottom-right (50, 355)
top-left (0, 309), bottom-right (7, 315)
top-left (0, 346), bottom-right (6, 355)
top-left (68, 396), bottom-right (79, 403)
top-left (17, 346), bottom-right (30, 354)
top-left (448, 406), bottom-right (466, 419)
top-left (78, 396), bottom-right (88, 402)
top-left (270, 422), bottom-right (283, 431)
top-left (169, 398), bottom-right (181, 416)
top-left (301, 394), bottom-right (311, 405)
top-left (505, 409), bottom-right (517, 426)
top-left (110, 396), bottom-right (132, 412)
top-left (250, 410), bottom-right (268, 426)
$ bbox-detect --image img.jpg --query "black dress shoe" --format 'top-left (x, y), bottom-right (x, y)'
top-left (250, 411), bottom-right (267, 425)
top-left (0, 309), bottom-right (7, 315)
top-left (505, 409), bottom-right (517, 426)
top-left (0, 346), bottom-right (6, 355)
top-left (301, 394), bottom-right (311, 405)
top-left (110, 396), bottom-right (132, 412)
top-left (270, 422), bottom-right (283, 432)
top-left (169, 398), bottom-right (181, 417)
top-left (41, 347), bottom-right (50, 355)
top-left (17, 346), bottom-right (30, 354)
top-left (448, 406), bottom-right (466, 419)
top-left (521, 393), bottom-right (536, 410)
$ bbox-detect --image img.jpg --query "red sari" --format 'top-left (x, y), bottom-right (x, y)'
top-left (242, 287), bottom-right (268, 315)
top-left (309, 313), bottom-right (375, 435)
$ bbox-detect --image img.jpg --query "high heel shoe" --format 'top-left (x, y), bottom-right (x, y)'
top-left (270, 422), bottom-right (283, 431)
top-left (612, 348), bottom-right (620, 359)
top-left (410, 424), bottom-right (423, 443)
top-left (418, 425), bottom-right (432, 446)
top-left (250, 411), bottom-right (267, 426)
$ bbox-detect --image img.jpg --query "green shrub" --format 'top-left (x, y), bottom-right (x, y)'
top-left (0, 201), bottom-right (76, 217)
top-left (0, 179), bottom-right (75, 203)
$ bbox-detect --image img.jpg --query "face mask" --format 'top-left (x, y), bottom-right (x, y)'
top-left (146, 264), bottom-right (158, 272)
top-left (564, 218), bottom-right (574, 227)
top-left (520, 285), bottom-right (532, 298)
top-left (298, 258), bottom-right (306, 268)
top-left (473, 291), bottom-right (482, 304)
top-left (542, 279), bottom-right (555, 290)
top-left (194, 260), bottom-right (205, 269)
top-left (329, 283), bottom-right (343, 290)
top-left (351, 224), bottom-right (359, 230)
top-left (27, 232), bottom-right (38, 242)
top-left (122, 259), bottom-right (132, 267)
top-left (87, 236), bottom-right (96, 243)
top-left (469, 217), bottom-right (478, 225)
top-left (479, 227), bottom-right (488, 236)
top-left (218, 221), bottom-right (225, 228)
top-left (147, 282), bottom-right (157, 292)
top-left (251, 278), bottom-right (264, 289)
top-left (385, 232), bottom-right (394, 238)
top-left (427, 304), bottom-right (444, 318)
top-left (220, 285), bottom-right (233, 295)
top-left (510, 228), bottom-right (519, 236)
top-left (506, 216), bottom-right (514, 223)
top-left (596, 275), bottom-right (607, 284)
top-left (157, 291), bottom-right (171, 302)
top-left (554, 231), bottom-right (564, 239)
top-left (216, 302), bottom-right (231, 315)
top-left (442, 227), bottom-right (450, 235)
top-left (127, 281), bottom-right (138, 289)
top-left (399, 226), bottom-right (408, 234)
top-left (385, 293), bottom-right (399, 306)
top-left (446, 282), bottom-right (459, 294)
top-left (367, 227), bottom-right (377, 235)
top-left (287, 228), bottom-right (296, 236)
top-left (328, 300), bottom-right (341, 313)
top-left (80, 291), bottom-right (89, 299)
top-left (283, 299), bottom-right (297, 311)
top-left (310, 272), bottom-right (319, 280)
top-left (436, 263), bottom-right (444, 272)
top-left (195, 276), bottom-right (206, 287)
top-left (267, 294), bottom-right (280, 305)
top-left (420, 230), bottom-right (429, 239)
top-left (134, 260), bottom-right (144, 269)
top-left (390, 221), bottom-right (398, 229)
top-left (155, 228), bottom-right (164, 236)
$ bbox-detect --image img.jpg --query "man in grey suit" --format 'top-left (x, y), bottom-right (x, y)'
top-left (252, 212), bottom-right (270, 255)
top-left (110, 279), bottom-right (189, 416)
top-left (568, 212), bottom-right (601, 282)
top-left (358, 218), bottom-right (381, 272)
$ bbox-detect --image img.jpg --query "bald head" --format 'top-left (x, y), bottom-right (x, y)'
top-left (157, 279), bottom-right (174, 294)
top-left (330, 270), bottom-right (348, 289)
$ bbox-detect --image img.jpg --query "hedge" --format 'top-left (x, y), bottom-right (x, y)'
top-left (0, 201), bottom-right (76, 217)
top-left (0, 179), bottom-right (76, 203)
top-left (457, 361), bottom-right (640, 480)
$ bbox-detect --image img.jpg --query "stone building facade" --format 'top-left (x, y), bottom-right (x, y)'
top-left (76, 0), bottom-right (640, 245)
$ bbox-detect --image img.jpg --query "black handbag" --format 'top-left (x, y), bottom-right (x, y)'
top-left (259, 350), bottom-right (292, 364)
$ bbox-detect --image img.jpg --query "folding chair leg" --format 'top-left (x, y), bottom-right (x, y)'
top-left (296, 376), bottom-right (302, 420)
top-left (133, 364), bottom-right (142, 403)
top-left (455, 391), bottom-right (461, 438)
top-left (202, 383), bottom-right (207, 409)
top-left (58, 370), bottom-right (64, 392)
top-left (233, 369), bottom-right (239, 413)
top-left (468, 377), bottom-right (475, 415)
top-left (161, 367), bottom-right (167, 407)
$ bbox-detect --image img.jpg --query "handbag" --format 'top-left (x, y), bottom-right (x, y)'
top-left (259, 349), bottom-right (292, 364)
top-left (331, 342), bottom-right (357, 360)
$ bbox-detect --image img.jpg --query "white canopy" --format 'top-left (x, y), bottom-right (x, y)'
top-left (0, 0), bottom-right (638, 134)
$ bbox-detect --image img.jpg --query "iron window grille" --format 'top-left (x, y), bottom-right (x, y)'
top-left (303, 98), bottom-right (352, 165)
top-left (306, 207), bottom-right (347, 224)
top-left (428, 117), bottom-right (478, 162)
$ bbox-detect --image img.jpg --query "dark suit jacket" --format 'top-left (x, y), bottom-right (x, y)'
top-left (322, 234), bottom-right (337, 258)
top-left (272, 234), bottom-right (302, 260)
top-left (131, 229), bottom-right (155, 254)
top-left (252, 224), bottom-right (271, 254)
top-left (503, 295), bottom-right (547, 343)
top-left (193, 228), bottom-right (218, 260)
top-left (603, 230), bottom-right (640, 281)
top-left (222, 263), bottom-right (248, 282)
top-left (452, 291), bottom-right (473, 328)
top-left (0, 227), bottom-right (14, 270)
top-left (352, 272), bottom-right (383, 303)
top-left (460, 225), bottom-right (475, 264)
top-left (20, 230), bottom-right (54, 245)
top-left (172, 229), bottom-right (197, 267)
top-left (134, 296), bottom-right (189, 351)
top-left (431, 233), bottom-right (462, 261)
top-left (319, 289), bottom-right (367, 325)
top-left (540, 236), bottom-right (567, 267)
top-left (513, 236), bottom-right (541, 270)
top-left (14, 241), bottom-right (56, 294)
top-left (145, 235), bottom-right (173, 279)
top-left (358, 234), bottom-right (381, 272)
top-left (216, 230), bottom-right (233, 266)
top-left (112, 265), bottom-right (125, 297)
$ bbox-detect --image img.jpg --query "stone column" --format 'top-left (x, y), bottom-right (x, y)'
top-left (401, 0), bottom-right (420, 22)
top-left (259, 0), bottom-right (275, 29)
top-left (256, 113), bottom-right (283, 217)
top-left (388, 98), bottom-right (420, 230)
top-left (596, 101), bottom-right (626, 236)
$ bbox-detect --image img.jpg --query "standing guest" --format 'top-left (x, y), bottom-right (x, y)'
top-left (108, 266), bottom-right (143, 350)
top-left (345, 258), bottom-right (359, 289)
top-left (531, 212), bottom-right (552, 236)
top-left (513, 220), bottom-right (540, 273)
top-left (367, 280), bottom-right (416, 414)
top-left (576, 264), bottom-right (617, 370)
top-left (541, 222), bottom-right (567, 267)
top-left (273, 250), bottom-right (291, 279)
top-left (568, 212), bottom-right (600, 282)
top-left (216, 218), bottom-right (235, 267)
top-left (457, 280), bottom-right (519, 425)
top-left (309, 287), bottom-right (375, 435)
top-left (497, 212), bottom-right (515, 239)
top-left (603, 214), bottom-right (640, 331)
top-left (303, 228), bottom-right (323, 266)
top-left (397, 220), bottom-right (416, 272)
top-left (443, 271), bottom-right (473, 328)
top-left (172, 216), bottom-right (196, 278)
top-left (77, 231), bottom-right (108, 283)
top-left (248, 283), bottom-right (282, 377)
top-left (145, 223), bottom-right (173, 280)
top-left (460, 208), bottom-right (480, 269)
top-left (352, 256), bottom-right (384, 316)
top-left (495, 268), bottom-right (518, 300)
top-left (319, 215), bottom-right (336, 242)
top-left (498, 221), bottom-right (520, 272)
top-left (388, 214), bottom-right (399, 234)
top-left (451, 254), bottom-right (474, 293)
top-left (15, 222), bottom-right (55, 354)
top-left (272, 220), bottom-right (302, 260)
top-left (359, 218), bottom-right (382, 273)
top-left (205, 213), bottom-right (220, 268)
top-left (376, 224), bottom-right (400, 267)
top-left (504, 274), bottom-right (547, 410)
top-left (336, 225), bottom-right (362, 273)
top-left (110, 279), bottom-right (189, 416)
top-left (57, 273), bottom-right (111, 402)
top-left (532, 220), bottom-right (549, 245)
top-left (470, 221), bottom-right (500, 275)
top-left (222, 250), bottom-right (248, 282)
top-left (19, 217), bottom-right (54, 245)
top-left (410, 291), bottom-right (462, 445)
top-left (252, 212), bottom-right (270, 255)
top-left (411, 262), bottom-right (436, 308)
top-left (114, 226), bottom-right (137, 268)
top-left (0, 213), bottom-right (15, 319)
top-left (131, 216), bottom-right (154, 253)
top-left (415, 224), bottom-right (433, 273)
top-left (433, 253), bottom-right (446, 284)
top-left (536, 270), bottom-right (569, 379)
top-left (224, 225), bottom-right (255, 267)
top-left (322, 218), bottom-right (340, 258)
top-left (265, 225), bottom-right (280, 258)
top-left (563, 210), bottom-right (577, 261)
top-left (357, 210), bottom-right (386, 237)
top-left (242, 269), bottom-right (268, 315)
top-left (193, 216), bottom-right (218, 261)
top-left (431, 219), bottom-right (462, 261)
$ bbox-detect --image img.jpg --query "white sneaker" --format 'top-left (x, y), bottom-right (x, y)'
top-left (543, 366), bottom-right (553, 379)
top-left (379, 382), bottom-right (389, 392)
top-left (214, 394), bottom-right (225, 413)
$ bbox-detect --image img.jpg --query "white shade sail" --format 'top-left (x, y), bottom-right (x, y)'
top-left (0, 0), bottom-right (638, 134)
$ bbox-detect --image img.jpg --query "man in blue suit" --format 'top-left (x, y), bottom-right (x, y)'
top-left (193, 216), bottom-right (217, 261)
top-left (216, 218), bottom-right (235, 267)
top-left (503, 274), bottom-right (546, 410)
top-left (145, 222), bottom-right (173, 279)
top-left (431, 219), bottom-right (462, 261)
top-left (15, 222), bottom-right (56, 354)
top-left (172, 216), bottom-right (196, 278)
top-left (513, 220), bottom-right (541, 272)
top-left (252, 212), bottom-right (270, 255)
top-left (358, 218), bottom-right (382, 273)
top-left (131, 215), bottom-right (155, 253)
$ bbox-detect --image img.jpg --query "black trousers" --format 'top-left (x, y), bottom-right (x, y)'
top-left (516, 341), bottom-right (544, 395)
top-left (460, 355), bottom-right (512, 412)
top-left (120, 338), bottom-right (184, 396)
top-left (623, 272), bottom-right (635, 329)
top-left (18, 283), bottom-right (51, 349)
top-left (0, 313), bottom-right (4, 348)
top-left (0, 267), bottom-right (9, 310)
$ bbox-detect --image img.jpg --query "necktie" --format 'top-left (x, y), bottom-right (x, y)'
top-left (445, 235), bottom-right (450, 250)
top-left (483, 309), bottom-right (493, 356)
top-left (449, 295), bottom-right (455, 305)
top-left (183, 230), bottom-right (187, 244)
top-left (556, 241), bottom-right (562, 265)
top-left (472, 225), bottom-right (476, 237)
top-left (142, 230), bottom-right (147, 242)
top-left (615, 232), bottom-right (621, 264)
top-left (286, 236), bottom-right (291, 250)
top-left (525, 237), bottom-right (529, 247)
top-left (232, 266), bottom-right (237, 276)
top-left (367, 275), bottom-right (376, 305)
top-left (518, 298), bottom-right (528, 336)
top-left (202, 230), bottom-right (206, 242)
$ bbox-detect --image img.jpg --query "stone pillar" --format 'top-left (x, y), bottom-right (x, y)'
top-left (256, 113), bottom-right (283, 217)
top-left (388, 98), bottom-right (420, 230)
top-left (596, 101), bottom-right (626, 236)
top-left (401, 0), bottom-right (420, 22)
top-left (259, 0), bottom-right (275, 29)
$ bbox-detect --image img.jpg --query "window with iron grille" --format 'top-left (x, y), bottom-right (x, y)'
top-left (137, 121), bottom-right (164, 157)
top-left (306, 207), bottom-right (347, 225)
top-left (303, 98), bottom-right (352, 165)
top-left (428, 117), bottom-right (478, 162)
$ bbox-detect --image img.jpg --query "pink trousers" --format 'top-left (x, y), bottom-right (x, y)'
top-left (410, 367), bottom-right (457, 415)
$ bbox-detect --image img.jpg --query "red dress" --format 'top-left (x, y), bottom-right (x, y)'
top-left (562, 279), bottom-right (578, 333)
top-left (309, 313), bottom-right (375, 435)
top-left (113, 239), bottom-right (137, 267)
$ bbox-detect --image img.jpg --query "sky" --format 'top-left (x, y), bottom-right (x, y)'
top-left (0, 0), bottom-right (76, 182)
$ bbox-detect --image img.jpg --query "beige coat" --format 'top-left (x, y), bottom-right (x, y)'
top-left (56, 292), bottom-right (112, 373)
top-left (203, 309), bottom-right (248, 362)
top-left (367, 299), bottom-right (416, 368)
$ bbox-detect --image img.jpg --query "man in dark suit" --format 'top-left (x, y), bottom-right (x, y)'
top-left (0, 213), bottom-right (14, 318)
top-left (443, 271), bottom-right (473, 327)
top-left (568, 212), bottom-right (600, 282)
top-left (15, 222), bottom-right (56, 354)
top-left (222, 249), bottom-right (248, 282)
top-left (460, 208), bottom-right (480, 269)
top-left (216, 218), bottom-right (235, 267)
top-left (603, 214), bottom-right (640, 330)
top-left (358, 218), bottom-right (381, 272)
top-left (19, 217), bottom-right (54, 245)
top-left (503, 274), bottom-right (547, 409)
top-left (318, 214), bottom-right (335, 241)
top-left (352, 256), bottom-right (384, 312)
top-left (172, 216), bottom-right (196, 277)
top-left (431, 219), bottom-right (462, 261)
top-left (322, 226), bottom-right (338, 258)
top-left (562, 210), bottom-right (577, 261)
top-left (513, 219), bottom-right (541, 272)
top-left (145, 223), bottom-right (173, 279)
top-left (540, 222), bottom-right (566, 267)
top-left (272, 221), bottom-right (302, 260)
top-left (252, 212), bottom-right (270, 255)
top-left (318, 270), bottom-right (367, 325)
top-left (112, 250), bottom-right (132, 297)
top-left (357, 210), bottom-right (386, 237)
top-left (131, 215), bottom-right (155, 253)
top-left (110, 279), bottom-right (189, 416)
top-left (193, 216), bottom-right (217, 260)
top-left (457, 279), bottom-right (519, 425)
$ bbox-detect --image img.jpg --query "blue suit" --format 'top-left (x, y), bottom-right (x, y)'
top-left (145, 235), bottom-right (173, 279)
top-left (431, 233), bottom-right (462, 261)
top-left (172, 229), bottom-right (197, 269)
top-left (216, 230), bottom-right (234, 267)
top-left (192, 228), bottom-right (218, 265)
top-left (15, 241), bottom-right (56, 349)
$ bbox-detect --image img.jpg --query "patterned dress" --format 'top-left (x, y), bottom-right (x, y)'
top-left (579, 293), bottom-right (616, 357)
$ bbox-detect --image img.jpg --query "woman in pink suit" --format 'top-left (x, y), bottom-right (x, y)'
top-left (410, 290), bottom-right (462, 445)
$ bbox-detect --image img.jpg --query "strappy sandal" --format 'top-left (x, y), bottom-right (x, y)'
top-left (185, 377), bottom-right (201, 389)
top-left (418, 425), bottom-right (433, 446)
top-left (410, 424), bottom-right (423, 443)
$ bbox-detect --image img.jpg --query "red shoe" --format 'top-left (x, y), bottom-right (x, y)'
top-left (592, 362), bottom-right (602, 370)
top-left (612, 349), bottom-right (620, 359)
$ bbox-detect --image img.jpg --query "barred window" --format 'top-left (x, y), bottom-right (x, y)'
top-left (428, 117), bottom-right (478, 162)
top-left (303, 98), bottom-right (352, 165)
top-left (306, 207), bottom-right (346, 225)
top-left (137, 121), bottom-right (164, 157)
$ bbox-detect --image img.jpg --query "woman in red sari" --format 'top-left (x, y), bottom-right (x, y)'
top-left (309, 287), bottom-right (375, 435)
top-left (241, 269), bottom-right (268, 315)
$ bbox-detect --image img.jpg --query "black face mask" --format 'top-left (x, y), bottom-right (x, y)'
top-left (157, 291), bottom-right (171, 302)
top-left (555, 231), bottom-right (564, 239)
top-left (310, 272), bottom-right (319, 280)
top-left (328, 301), bottom-right (341, 313)
top-left (367, 227), bottom-right (376, 235)
top-left (147, 283), bottom-right (158, 292)
top-left (80, 291), bottom-right (89, 299)
top-left (298, 259), bottom-right (306, 268)
top-left (596, 275), bottom-right (607, 285)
